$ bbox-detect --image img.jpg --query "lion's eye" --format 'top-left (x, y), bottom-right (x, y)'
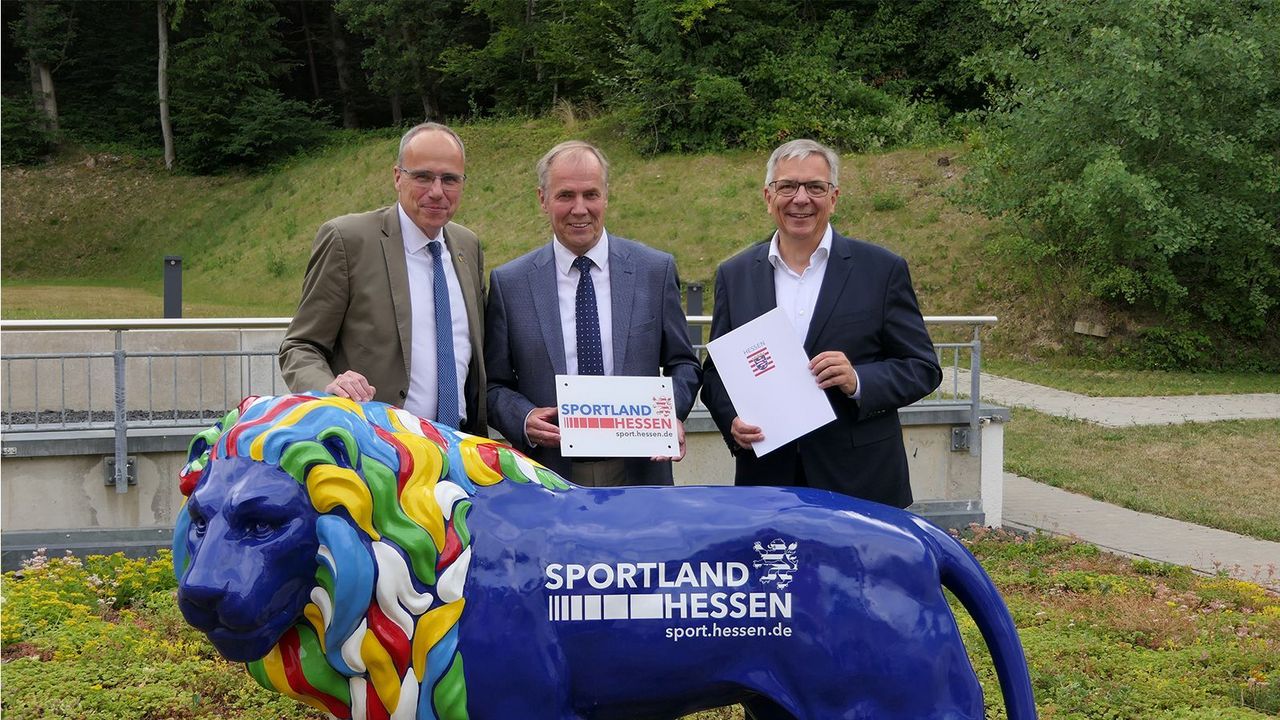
top-left (249, 520), bottom-right (281, 539)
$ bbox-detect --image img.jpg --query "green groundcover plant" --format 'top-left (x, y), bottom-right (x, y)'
top-left (2, 533), bottom-right (1277, 719)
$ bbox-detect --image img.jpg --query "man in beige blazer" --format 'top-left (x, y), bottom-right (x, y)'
top-left (279, 122), bottom-right (487, 435)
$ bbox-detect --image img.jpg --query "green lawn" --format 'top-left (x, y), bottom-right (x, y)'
top-left (1004, 411), bottom-right (1280, 541)
top-left (986, 358), bottom-right (1280, 396)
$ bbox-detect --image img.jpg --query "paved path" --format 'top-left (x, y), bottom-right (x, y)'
top-left (946, 370), bottom-right (1280, 426)
top-left (1003, 473), bottom-right (1280, 590)
top-left (965, 372), bottom-right (1280, 588)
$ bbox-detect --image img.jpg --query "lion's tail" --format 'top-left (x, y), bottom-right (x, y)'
top-left (915, 518), bottom-right (1038, 720)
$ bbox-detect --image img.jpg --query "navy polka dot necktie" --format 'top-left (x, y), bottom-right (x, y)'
top-left (428, 241), bottom-right (460, 428)
top-left (573, 255), bottom-right (604, 376)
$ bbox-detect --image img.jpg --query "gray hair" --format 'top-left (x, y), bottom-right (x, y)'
top-left (397, 122), bottom-right (466, 164)
top-left (536, 140), bottom-right (610, 192)
top-left (764, 139), bottom-right (839, 186)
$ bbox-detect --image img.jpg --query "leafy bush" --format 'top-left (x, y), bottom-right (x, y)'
top-left (1127, 327), bottom-right (1213, 371)
top-left (1, 96), bottom-right (57, 166)
top-left (619, 0), bottom-right (949, 154)
top-left (169, 0), bottom-right (327, 173)
top-left (963, 0), bottom-right (1280, 338)
top-left (173, 90), bottom-right (327, 174)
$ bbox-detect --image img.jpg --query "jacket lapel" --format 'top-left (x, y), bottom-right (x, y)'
top-left (609, 235), bottom-right (635, 372)
top-left (531, 244), bottom-right (568, 375)
top-left (380, 206), bottom-right (413, 379)
top-left (804, 232), bottom-right (854, 352)
top-left (747, 240), bottom-right (778, 321)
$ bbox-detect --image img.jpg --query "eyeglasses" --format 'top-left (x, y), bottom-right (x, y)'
top-left (398, 167), bottom-right (466, 190)
top-left (768, 180), bottom-right (835, 198)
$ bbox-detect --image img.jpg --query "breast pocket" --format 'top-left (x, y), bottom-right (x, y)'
top-left (627, 316), bottom-right (658, 336)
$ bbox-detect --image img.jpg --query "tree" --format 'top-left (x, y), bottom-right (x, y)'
top-left (169, 0), bottom-right (325, 172)
top-left (439, 0), bottom-right (628, 115)
top-left (335, 0), bottom-right (475, 123)
top-left (9, 0), bottom-right (75, 133)
top-left (964, 0), bottom-right (1280, 338)
top-left (619, 0), bottom-right (945, 154)
top-left (157, 0), bottom-right (174, 169)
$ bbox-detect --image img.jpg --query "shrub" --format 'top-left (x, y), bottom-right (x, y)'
top-left (173, 90), bottom-right (327, 174)
top-left (1, 96), bottom-right (57, 166)
top-left (169, 0), bottom-right (328, 173)
top-left (619, 1), bottom-right (948, 154)
top-left (964, 0), bottom-right (1280, 338)
top-left (1127, 327), bottom-right (1213, 371)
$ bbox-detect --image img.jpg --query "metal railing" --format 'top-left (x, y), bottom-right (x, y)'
top-left (686, 315), bottom-right (997, 457)
top-left (2, 315), bottom-right (996, 490)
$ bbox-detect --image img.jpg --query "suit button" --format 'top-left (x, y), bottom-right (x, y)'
top-left (399, 390), bottom-right (407, 398)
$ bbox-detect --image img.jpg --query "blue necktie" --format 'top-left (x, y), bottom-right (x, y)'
top-left (573, 255), bottom-right (604, 376)
top-left (429, 242), bottom-right (460, 428)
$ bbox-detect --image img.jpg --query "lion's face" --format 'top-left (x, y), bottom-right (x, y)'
top-left (176, 457), bottom-right (319, 662)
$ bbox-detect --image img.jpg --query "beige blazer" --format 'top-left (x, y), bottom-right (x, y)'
top-left (279, 205), bottom-right (487, 435)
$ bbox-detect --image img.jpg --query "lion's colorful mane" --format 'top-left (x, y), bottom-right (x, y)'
top-left (174, 394), bottom-right (571, 720)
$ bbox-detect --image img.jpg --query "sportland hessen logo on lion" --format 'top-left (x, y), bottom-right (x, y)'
top-left (542, 538), bottom-right (801, 642)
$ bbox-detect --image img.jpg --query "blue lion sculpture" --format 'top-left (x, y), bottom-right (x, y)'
top-left (174, 394), bottom-right (1037, 719)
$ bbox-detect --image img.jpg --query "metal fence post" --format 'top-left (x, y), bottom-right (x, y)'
top-left (164, 256), bottom-right (182, 319)
top-left (969, 324), bottom-right (983, 458)
top-left (685, 283), bottom-right (704, 346)
top-left (112, 330), bottom-right (129, 492)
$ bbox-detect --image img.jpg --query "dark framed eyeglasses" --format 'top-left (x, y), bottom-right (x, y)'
top-left (768, 180), bottom-right (835, 198)
top-left (398, 167), bottom-right (466, 190)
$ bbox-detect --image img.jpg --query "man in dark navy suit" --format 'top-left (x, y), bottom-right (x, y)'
top-left (701, 139), bottom-right (942, 510)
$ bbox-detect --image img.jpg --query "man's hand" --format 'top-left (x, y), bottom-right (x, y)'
top-left (730, 416), bottom-right (764, 450)
top-left (325, 370), bottom-right (376, 402)
top-left (525, 406), bottom-right (561, 448)
top-left (651, 419), bottom-right (687, 462)
top-left (810, 350), bottom-right (858, 395)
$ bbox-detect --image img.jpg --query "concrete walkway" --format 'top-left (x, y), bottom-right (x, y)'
top-left (946, 369), bottom-right (1280, 426)
top-left (1003, 473), bottom-right (1280, 590)
top-left (971, 372), bottom-right (1280, 589)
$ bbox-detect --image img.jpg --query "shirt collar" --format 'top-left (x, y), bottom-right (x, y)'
top-left (553, 229), bottom-right (610, 276)
top-left (767, 224), bottom-right (833, 272)
top-left (397, 202), bottom-right (445, 254)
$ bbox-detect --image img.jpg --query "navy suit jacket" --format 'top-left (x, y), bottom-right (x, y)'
top-left (485, 234), bottom-right (702, 484)
top-left (700, 232), bottom-right (942, 507)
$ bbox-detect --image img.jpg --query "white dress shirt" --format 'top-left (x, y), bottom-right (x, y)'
top-left (398, 204), bottom-right (470, 423)
top-left (768, 224), bottom-right (833, 344)
top-left (768, 224), bottom-right (860, 399)
top-left (553, 230), bottom-right (614, 375)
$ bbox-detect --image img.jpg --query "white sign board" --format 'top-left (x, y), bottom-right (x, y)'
top-left (556, 375), bottom-right (679, 457)
top-left (705, 307), bottom-right (835, 456)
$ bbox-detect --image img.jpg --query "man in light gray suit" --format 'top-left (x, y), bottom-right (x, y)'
top-left (280, 123), bottom-right (487, 436)
top-left (485, 140), bottom-right (701, 486)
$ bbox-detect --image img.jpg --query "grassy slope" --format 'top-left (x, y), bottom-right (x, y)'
top-left (2, 117), bottom-right (1029, 346)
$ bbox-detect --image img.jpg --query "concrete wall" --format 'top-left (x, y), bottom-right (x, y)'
top-left (1, 406), bottom-right (1007, 570)
top-left (2, 328), bottom-right (286, 413)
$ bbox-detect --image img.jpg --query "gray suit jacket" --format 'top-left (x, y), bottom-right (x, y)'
top-left (278, 205), bottom-right (487, 436)
top-left (485, 234), bottom-right (702, 484)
